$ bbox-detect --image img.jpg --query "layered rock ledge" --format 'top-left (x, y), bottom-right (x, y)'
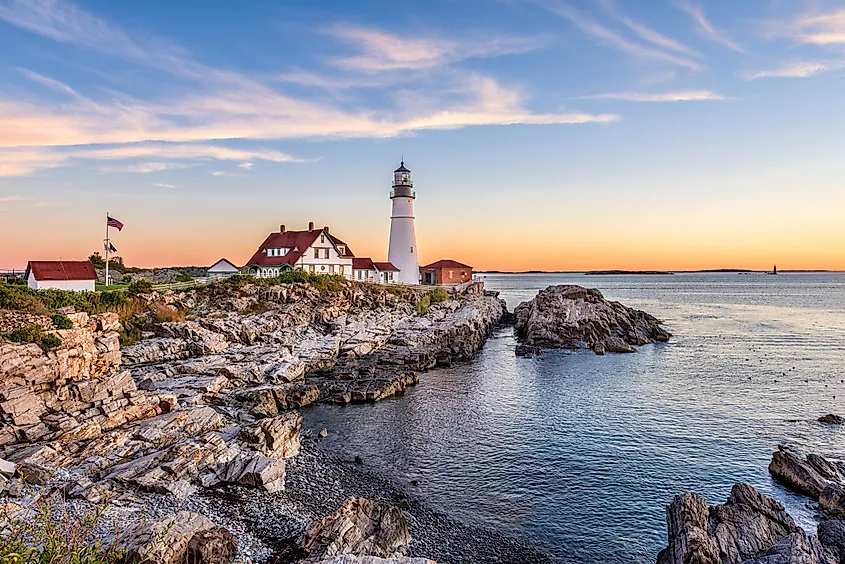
top-left (0, 279), bottom-right (509, 563)
top-left (513, 284), bottom-right (671, 355)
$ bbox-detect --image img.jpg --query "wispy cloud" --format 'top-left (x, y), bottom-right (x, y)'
top-left (326, 25), bottom-right (547, 72)
top-left (535, 0), bottom-right (702, 70)
top-left (0, 195), bottom-right (33, 202)
top-left (211, 171), bottom-right (225, 177)
top-left (585, 90), bottom-right (724, 102)
top-left (598, 0), bottom-right (701, 58)
top-left (238, 162), bottom-right (253, 170)
top-left (743, 61), bottom-right (837, 80)
top-left (771, 9), bottom-right (845, 46)
top-left (675, 0), bottom-right (743, 53)
top-left (153, 182), bottom-right (175, 189)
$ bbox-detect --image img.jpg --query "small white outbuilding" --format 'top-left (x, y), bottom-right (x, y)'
top-left (207, 258), bottom-right (240, 279)
top-left (26, 260), bottom-right (98, 292)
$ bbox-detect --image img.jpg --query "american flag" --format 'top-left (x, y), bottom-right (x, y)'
top-left (107, 216), bottom-right (124, 231)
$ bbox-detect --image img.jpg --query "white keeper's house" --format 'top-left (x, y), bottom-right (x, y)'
top-left (244, 222), bottom-right (355, 278)
top-left (25, 260), bottom-right (98, 292)
top-left (352, 258), bottom-right (400, 284)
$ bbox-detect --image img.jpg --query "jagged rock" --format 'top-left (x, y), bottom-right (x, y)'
top-left (0, 458), bottom-right (15, 478)
top-left (16, 461), bottom-right (52, 485)
top-left (228, 382), bottom-right (319, 417)
top-left (240, 412), bottom-right (303, 459)
top-left (742, 532), bottom-right (837, 564)
top-left (658, 483), bottom-right (809, 564)
top-left (513, 285), bottom-right (670, 354)
top-left (818, 521), bottom-right (845, 562)
top-left (514, 344), bottom-right (542, 357)
top-left (117, 511), bottom-right (237, 564)
top-left (820, 484), bottom-right (845, 517)
top-left (819, 414), bottom-right (844, 425)
top-left (768, 446), bottom-right (845, 500)
top-left (301, 497), bottom-right (411, 561)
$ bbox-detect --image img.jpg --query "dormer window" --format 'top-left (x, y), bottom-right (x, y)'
top-left (338, 246), bottom-right (345, 255)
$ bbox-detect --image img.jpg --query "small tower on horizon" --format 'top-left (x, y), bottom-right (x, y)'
top-left (388, 160), bottom-right (420, 285)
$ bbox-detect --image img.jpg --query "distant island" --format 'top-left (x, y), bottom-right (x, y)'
top-left (585, 270), bottom-right (675, 275)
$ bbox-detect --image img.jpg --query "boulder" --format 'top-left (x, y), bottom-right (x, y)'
top-left (819, 414), bottom-right (844, 425)
top-left (658, 483), bottom-right (812, 564)
top-left (818, 521), bottom-right (845, 562)
top-left (300, 497), bottom-right (411, 560)
top-left (117, 511), bottom-right (237, 564)
top-left (768, 446), bottom-right (845, 500)
top-left (513, 285), bottom-right (670, 354)
top-left (240, 411), bottom-right (303, 459)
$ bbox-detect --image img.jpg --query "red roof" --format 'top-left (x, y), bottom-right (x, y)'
top-left (245, 227), bottom-right (355, 268)
top-left (352, 257), bottom-right (376, 270)
top-left (27, 260), bottom-right (98, 281)
top-left (373, 261), bottom-right (399, 272)
top-left (421, 259), bottom-right (473, 270)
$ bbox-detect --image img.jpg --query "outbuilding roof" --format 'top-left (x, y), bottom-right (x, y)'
top-left (352, 257), bottom-right (376, 271)
top-left (421, 259), bottom-right (473, 270)
top-left (208, 258), bottom-right (240, 271)
top-left (26, 260), bottom-right (98, 281)
top-left (373, 261), bottom-right (399, 272)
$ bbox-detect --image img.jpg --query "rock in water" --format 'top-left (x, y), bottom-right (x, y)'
top-left (818, 414), bottom-right (844, 425)
top-left (117, 511), bottom-right (237, 564)
top-left (768, 445), bottom-right (845, 512)
top-left (657, 483), bottom-right (837, 564)
top-left (513, 285), bottom-right (670, 355)
top-left (300, 497), bottom-right (411, 560)
top-left (312, 558), bottom-right (435, 564)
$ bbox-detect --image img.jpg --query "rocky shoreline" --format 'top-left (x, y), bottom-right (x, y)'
top-left (0, 278), bottom-right (540, 563)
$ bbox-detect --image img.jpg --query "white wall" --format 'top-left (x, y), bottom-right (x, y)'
top-left (28, 274), bottom-right (95, 292)
top-left (297, 231), bottom-right (353, 278)
top-left (388, 196), bottom-right (419, 285)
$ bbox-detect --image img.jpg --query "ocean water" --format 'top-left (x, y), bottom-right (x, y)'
top-left (302, 273), bottom-right (845, 562)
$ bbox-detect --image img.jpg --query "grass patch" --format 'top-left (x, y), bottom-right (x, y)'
top-left (119, 327), bottom-right (142, 347)
top-left (428, 287), bottom-right (449, 304)
top-left (0, 495), bottom-right (125, 563)
top-left (152, 304), bottom-right (186, 323)
top-left (416, 294), bottom-right (431, 314)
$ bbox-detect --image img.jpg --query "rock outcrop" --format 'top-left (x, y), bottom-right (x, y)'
top-left (513, 285), bottom-right (670, 354)
top-left (300, 497), bottom-right (412, 561)
top-left (769, 446), bottom-right (845, 517)
top-left (658, 483), bottom-right (837, 564)
top-left (117, 511), bottom-right (237, 564)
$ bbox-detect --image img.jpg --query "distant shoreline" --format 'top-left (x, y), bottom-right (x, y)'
top-left (477, 269), bottom-right (838, 275)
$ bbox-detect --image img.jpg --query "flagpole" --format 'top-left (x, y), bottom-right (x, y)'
top-left (104, 211), bottom-right (109, 287)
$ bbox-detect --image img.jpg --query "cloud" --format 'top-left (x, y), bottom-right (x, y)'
top-left (743, 62), bottom-right (835, 80)
top-left (0, 0), bottom-right (617, 178)
top-left (597, 0), bottom-right (701, 58)
top-left (326, 25), bottom-right (547, 72)
top-left (791, 10), bottom-right (845, 45)
top-left (675, 0), bottom-right (743, 53)
top-left (211, 171), bottom-right (225, 176)
top-left (153, 182), bottom-right (175, 188)
top-left (534, 0), bottom-right (702, 70)
top-left (0, 195), bottom-right (32, 202)
top-left (238, 162), bottom-right (253, 169)
top-left (586, 90), bottom-right (725, 102)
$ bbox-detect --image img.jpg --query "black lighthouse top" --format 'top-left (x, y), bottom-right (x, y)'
top-left (392, 160), bottom-right (413, 189)
top-left (391, 160), bottom-right (415, 198)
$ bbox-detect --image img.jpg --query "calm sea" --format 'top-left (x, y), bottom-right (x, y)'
top-left (303, 273), bottom-right (845, 562)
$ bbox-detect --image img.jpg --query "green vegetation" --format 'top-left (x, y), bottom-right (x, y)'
top-left (118, 326), bottom-right (142, 347)
top-left (126, 279), bottom-right (153, 296)
top-left (175, 271), bottom-right (193, 283)
top-left (152, 303), bottom-right (186, 323)
top-left (0, 283), bottom-right (129, 316)
top-left (0, 498), bottom-right (124, 564)
top-left (5, 324), bottom-right (63, 351)
top-left (416, 294), bottom-right (431, 314)
top-left (50, 313), bottom-right (73, 330)
top-left (224, 271), bottom-right (346, 293)
top-left (428, 287), bottom-right (449, 304)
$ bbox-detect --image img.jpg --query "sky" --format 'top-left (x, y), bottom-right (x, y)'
top-left (0, 0), bottom-right (844, 272)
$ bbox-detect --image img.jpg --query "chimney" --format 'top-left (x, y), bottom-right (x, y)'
top-left (308, 221), bottom-right (314, 231)
top-left (280, 224), bottom-right (286, 233)
top-left (323, 225), bottom-right (329, 234)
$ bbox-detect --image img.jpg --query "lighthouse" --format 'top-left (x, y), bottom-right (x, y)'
top-left (388, 160), bottom-right (420, 285)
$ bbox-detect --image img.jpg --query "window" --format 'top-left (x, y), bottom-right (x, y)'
top-left (410, 246), bottom-right (413, 253)
top-left (449, 271), bottom-right (454, 279)
top-left (314, 248), bottom-right (319, 259)
top-left (321, 235), bottom-right (325, 243)
top-left (309, 265), bottom-right (315, 273)
top-left (338, 246), bottom-right (345, 254)
top-left (324, 249), bottom-right (330, 259)
top-left (389, 272), bottom-right (394, 280)
top-left (338, 265), bottom-right (344, 275)
top-left (329, 265), bottom-right (335, 273)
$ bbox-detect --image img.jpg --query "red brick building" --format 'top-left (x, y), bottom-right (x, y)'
top-left (420, 260), bottom-right (473, 285)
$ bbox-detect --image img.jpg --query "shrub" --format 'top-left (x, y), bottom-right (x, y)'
top-left (5, 324), bottom-right (63, 351)
top-left (120, 273), bottom-right (133, 283)
top-left (119, 327), bottom-right (142, 347)
top-left (429, 287), bottom-right (449, 304)
top-left (416, 294), bottom-right (431, 314)
top-left (126, 279), bottom-right (153, 296)
top-left (50, 313), bottom-right (74, 330)
top-left (40, 333), bottom-right (63, 350)
top-left (0, 496), bottom-right (124, 563)
top-left (224, 274), bottom-right (253, 289)
top-left (175, 271), bottom-right (192, 283)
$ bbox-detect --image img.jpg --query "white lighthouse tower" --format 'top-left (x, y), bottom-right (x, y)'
top-left (388, 160), bottom-right (420, 285)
